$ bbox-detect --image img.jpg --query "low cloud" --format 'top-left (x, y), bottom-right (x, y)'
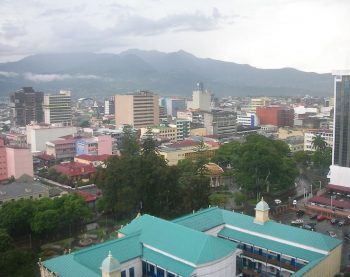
top-left (24, 73), bottom-right (102, 82)
top-left (0, 71), bottom-right (19, 77)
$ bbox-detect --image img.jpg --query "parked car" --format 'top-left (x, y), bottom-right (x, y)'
top-left (310, 214), bottom-right (317, 220)
top-left (291, 219), bottom-right (304, 226)
top-left (338, 219), bottom-right (347, 227)
top-left (302, 224), bottom-right (315, 231)
top-left (317, 215), bottom-right (327, 221)
top-left (330, 218), bottom-right (338, 224)
top-left (274, 199), bottom-right (282, 205)
top-left (327, 231), bottom-right (337, 238)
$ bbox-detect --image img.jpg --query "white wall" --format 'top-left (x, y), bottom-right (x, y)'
top-left (329, 165), bottom-right (350, 188)
top-left (194, 250), bottom-right (239, 277)
top-left (30, 126), bottom-right (77, 152)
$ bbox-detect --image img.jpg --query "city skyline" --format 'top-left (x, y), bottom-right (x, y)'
top-left (0, 0), bottom-right (349, 73)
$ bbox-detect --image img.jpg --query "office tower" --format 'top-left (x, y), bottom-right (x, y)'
top-left (114, 90), bottom-right (159, 128)
top-left (176, 119), bottom-right (191, 141)
top-left (187, 82), bottom-right (211, 112)
top-left (43, 90), bottom-right (72, 125)
top-left (203, 110), bottom-right (237, 138)
top-left (256, 106), bottom-right (294, 127)
top-left (165, 98), bottom-right (186, 117)
top-left (104, 98), bottom-right (115, 115)
top-left (329, 70), bottom-right (350, 187)
top-left (9, 87), bottom-right (44, 126)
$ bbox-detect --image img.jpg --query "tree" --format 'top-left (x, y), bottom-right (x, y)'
top-left (223, 134), bottom-right (298, 199)
top-left (120, 125), bottom-right (140, 156)
top-left (80, 120), bottom-right (91, 128)
top-left (212, 141), bottom-right (241, 168)
top-left (312, 146), bottom-right (332, 173)
top-left (311, 134), bottom-right (327, 151)
top-left (142, 127), bottom-right (157, 155)
top-left (0, 229), bottom-right (13, 252)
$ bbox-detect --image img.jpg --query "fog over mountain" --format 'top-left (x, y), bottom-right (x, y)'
top-left (0, 50), bottom-right (332, 98)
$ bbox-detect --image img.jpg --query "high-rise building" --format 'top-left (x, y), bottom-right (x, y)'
top-left (329, 70), bottom-right (350, 187)
top-left (250, 97), bottom-right (270, 112)
top-left (187, 83), bottom-right (211, 112)
top-left (204, 110), bottom-right (237, 138)
top-left (165, 98), bottom-right (186, 117)
top-left (256, 106), bottom-right (294, 127)
top-left (104, 98), bottom-right (115, 115)
top-left (176, 119), bottom-right (191, 141)
top-left (9, 87), bottom-right (44, 126)
top-left (43, 90), bottom-right (72, 125)
top-left (115, 91), bottom-right (159, 128)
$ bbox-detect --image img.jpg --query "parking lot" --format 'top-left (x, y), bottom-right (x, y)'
top-left (273, 210), bottom-right (350, 269)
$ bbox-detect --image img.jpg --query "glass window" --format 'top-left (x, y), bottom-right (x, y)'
top-left (121, 271), bottom-right (126, 277)
top-left (129, 267), bottom-right (134, 277)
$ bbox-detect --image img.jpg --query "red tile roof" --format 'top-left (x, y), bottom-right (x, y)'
top-left (168, 140), bottom-right (200, 148)
top-left (309, 195), bottom-right (350, 209)
top-left (77, 191), bottom-right (97, 203)
top-left (327, 184), bottom-right (350, 194)
top-left (54, 162), bottom-right (96, 177)
top-left (37, 153), bottom-right (55, 161)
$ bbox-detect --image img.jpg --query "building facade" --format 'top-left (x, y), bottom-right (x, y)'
top-left (115, 91), bottom-right (159, 128)
top-left (176, 119), bottom-right (191, 141)
top-left (46, 138), bottom-right (77, 160)
top-left (304, 129), bottom-right (333, 152)
top-left (43, 90), bottom-right (72, 125)
top-left (75, 135), bottom-right (112, 156)
top-left (104, 98), bottom-right (115, 115)
top-left (187, 83), bottom-right (211, 112)
top-left (329, 70), bottom-right (350, 187)
top-left (204, 110), bottom-right (237, 138)
top-left (41, 200), bottom-right (341, 277)
top-left (257, 106), bottom-right (294, 128)
top-left (9, 87), bottom-right (44, 126)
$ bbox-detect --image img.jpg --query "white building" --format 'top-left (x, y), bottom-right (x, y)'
top-left (43, 90), bottom-right (72, 125)
top-left (187, 84), bottom-right (211, 112)
top-left (26, 124), bottom-right (78, 153)
top-left (304, 129), bottom-right (333, 151)
top-left (237, 113), bottom-right (259, 127)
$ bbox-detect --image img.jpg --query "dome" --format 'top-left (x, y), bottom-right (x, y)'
top-left (255, 197), bottom-right (270, 211)
top-left (204, 163), bottom-right (224, 175)
top-left (101, 251), bottom-right (120, 273)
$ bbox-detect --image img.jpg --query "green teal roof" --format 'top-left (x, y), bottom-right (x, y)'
top-left (120, 214), bottom-right (237, 265)
top-left (218, 227), bottom-right (324, 262)
top-left (174, 207), bottom-right (342, 252)
top-left (43, 232), bottom-right (141, 277)
top-left (143, 248), bottom-right (195, 276)
top-left (255, 198), bottom-right (270, 211)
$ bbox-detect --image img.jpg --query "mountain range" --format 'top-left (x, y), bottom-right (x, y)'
top-left (0, 49), bottom-right (333, 98)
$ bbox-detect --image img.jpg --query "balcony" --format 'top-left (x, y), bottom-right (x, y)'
top-left (242, 250), bottom-right (302, 272)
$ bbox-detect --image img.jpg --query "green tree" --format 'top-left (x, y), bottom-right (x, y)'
top-left (212, 141), bottom-right (241, 168)
top-left (142, 127), bottom-right (157, 155)
top-left (311, 134), bottom-right (327, 151)
top-left (0, 229), bottom-right (13, 252)
top-left (30, 209), bottom-right (60, 234)
top-left (80, 120), bottom-right (91, 128)
top-left (120, 125), bottom-right (140, 156)
top-left (312, 146), bottom-right (332, 174)
top-left (293, 150), bottom-right (311, 166)
top-left (0, 249), bottom-right (36, 277)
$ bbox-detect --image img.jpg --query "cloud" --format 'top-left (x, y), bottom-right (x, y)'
top-left (0, 71), bottom-right (19, 77)
top-left (24, 72), bottom-right (102, 82)
top-left (0, 22), bottom-right (26, 39)
top-left (39, 8), bottom-right (70, 17)
top-left (113, 8), bottom-right (230, 36)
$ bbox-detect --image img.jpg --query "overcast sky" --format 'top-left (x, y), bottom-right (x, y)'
top-left (0, 0), bottom-right (349, 73)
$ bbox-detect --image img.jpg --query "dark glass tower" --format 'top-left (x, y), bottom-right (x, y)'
top-left (333, 72), bottom-right (350, 167)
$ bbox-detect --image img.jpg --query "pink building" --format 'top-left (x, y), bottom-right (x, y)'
top-left (97, 135), bottom-right (112, 155)
top-left (6, 147), bottom-right (34, 179)
top-left (0, 139), bottom-right (34, 181)
top-left (0, 140), bottom-right (8, 181)
top-left (75, 135), bottom-right (112, 156)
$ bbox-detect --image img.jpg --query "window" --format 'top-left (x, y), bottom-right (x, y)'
top-left (121, 271), bottom-right (126, 277)
top-left (129, 267), bottom-right (134, 277)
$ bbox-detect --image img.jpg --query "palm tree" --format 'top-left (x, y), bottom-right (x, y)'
top-left (311, 134), bottom-right (327, 151)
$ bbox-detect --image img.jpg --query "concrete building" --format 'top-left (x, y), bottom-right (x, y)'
top-left (76, 135), bottom-right (113, 156)
top-left (250, 97), bottom-right (270, 112)
top-left (165, 98), bottom-right (186, 117)
top-left (9, 87), bottom-right (44, 126)
top-left (43, 90), bottom-right (72, 125)
top-left (41, 200), bottom-right (341, 277)
top-left (187, 83), bottom-right (211, 112)
top-left (304, 129), bottom-right (333, 151)
top-left (329, 70), bottom-right (350, 187)
top-left (204, 110), bottom-right (237, 138)
top-left (176, 119), bottom-right (191, 141)
top-left (159, 139), bottom-right (219, 165)
top-left (104, 98), bottom-right (115, 115)
top-left (115, 91), bottom-right (159, 128)
top-left (74, 154), bottom-right (111, 168)
top-left (26, 124), bottom-right (78, 153)
top-left (237, 113), bottom-right (259, 128)
top-left (140, 125), bottom-right (177, 142)
top-left (0, 181), bottom-right (49, 205)
top-left (0, 139), bottom-right (33, 181)
top-left (46, 138), bottom-right (77, 160)
top-left (257, 106), bottom-right (294, 128)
